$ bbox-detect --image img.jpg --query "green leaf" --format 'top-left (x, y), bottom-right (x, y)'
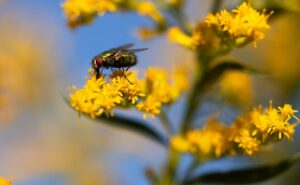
top-left (94, 113), bottom-right (168, 146)
top-left (63, 95), bottom-right (168, 147)
top-left (184, 152), bottom-right (300, 184)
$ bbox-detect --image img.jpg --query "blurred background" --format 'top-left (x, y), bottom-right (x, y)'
top-left (0, 0), bottom-right (299, 185)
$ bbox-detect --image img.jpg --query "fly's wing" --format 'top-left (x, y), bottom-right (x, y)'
top-left (113, 50), bottom-right (129, 60)
top-left (127, 48), bottom-right (148, 53)
top-left (112, 43), bottom-right (134, 51)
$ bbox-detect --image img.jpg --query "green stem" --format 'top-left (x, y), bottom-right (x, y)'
top-left (211, 0), bottom-right (223, 13)
top-left (159, 108), bottom-right (174, 135)
top-left (180, 61), bottom-right (205, 134)
top-left (156, 149), bottom-right (180, 185)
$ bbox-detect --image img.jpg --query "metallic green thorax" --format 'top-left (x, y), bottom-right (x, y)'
top-left (99, 49), bottom-right (137, 68)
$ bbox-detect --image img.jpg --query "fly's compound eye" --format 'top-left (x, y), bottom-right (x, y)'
top-left (93, 59), bottom-right (98, 68)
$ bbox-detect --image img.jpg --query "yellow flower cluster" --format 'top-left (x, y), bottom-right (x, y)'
top-left (205, 2), bottom-right (271, 46)
top-left (219, 70), bottom-right (254, 107)
top-left (136, 1), bottom-right (165, 26)
top-left (0, 177), bottom-right (11, 185)
top-left (171, 102), bottom-right (299, 157)
top-left (251, 103), bottom-right (299, 141)
top-left (69, 67), bottom-right (188, 119)
top-left (61, 0), bottom-right (119, 27)
top-left (137, 67), bottom-right (189, 118)
top-left (167, 27), bottom-right (202, 50)
top-left (69, 70), bottom-right (144, 118)
top-left (61, 0), bottom-right (166, 30)
top-left (171, 119), bottom-right (232, 157)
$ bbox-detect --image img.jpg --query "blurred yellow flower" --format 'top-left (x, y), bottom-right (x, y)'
top-left (219, 70), bottom-right (254, 107)
top-left (167, 27), bottom-right (201, 50)
top-left (145, 67), bottom-right (189, 104)
top-left (136, 1), bottom-right (165, 25)
top-left (0, 177), bottom-right (11, 185)
top-left (170, 135), bottom-right (190, 153)
top-left (205, 2), bottom-right (271, 46)
top-left (62, 0), bottom-right (118, 26)
top-left (171, 119), bottom-right (231, 158)
top-left (137, 27), bottom-right (160, 40)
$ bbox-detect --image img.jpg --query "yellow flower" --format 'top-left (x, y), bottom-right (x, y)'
top-left (61, 0), bottom-right (118, 27)
top-left (145, 67), bottom-right (188, 104)
top-left (137, 27), bottom-right (160, 40)
top-left (278, 104), bottom-right (299, 120)
top-left (110, 71), bottom-right (145, 104)
top-left (205, 2), bottom-right (271, 46)
top-left (0, 177), bottom-right (11, 185)
top-left (69, 70), bottom-right (143, 118)
top-left (170, 135), bottom-right (190, 153)
top-left (172, 119), bottom-right (231, 158)
top-left (167, 27), bottom-right (200, 50)
top-left (219, 70), bottom-right (254, 107)
top-left (234, 129), bottom-right (260, 156)
top-left (250, 102), bottom-right (299, 141)
top-left (70, 67), bottom-right (188, 119)
top-left (136, 1), bottom-right (165, 25)
top-left (136, 95), bottom-right (161, 119)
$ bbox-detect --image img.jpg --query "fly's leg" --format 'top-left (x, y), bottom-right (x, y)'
top-left (97, 67), bottom-right (104, 79)
top-left (122, 67), bottom-right (134, 84)
top-left (94, 68), bottom-right (100, 79)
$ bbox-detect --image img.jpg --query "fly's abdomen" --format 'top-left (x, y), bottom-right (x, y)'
top-left (114, 53), bottom-right (137, 67)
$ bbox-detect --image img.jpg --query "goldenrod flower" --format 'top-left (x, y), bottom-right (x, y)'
top-left (136, 1), bottom-right (165, 26)
top-left (172, 119), bottom-right (231, 158)
top-left (69, 70), bottom-right (142, 118)
top-left (69, 67), bottom-right (187, 119)
top-left (145, 67), bottom-right (189, 104)
top-left (278, 104), bottom-right (299, 120)
top-left (61, 0), bottom-right (118, 27)
top-left (137, 27), bottom-right (160, 40)
top-left (167, 27), bottom-right (200, 50)
top-left (250, 102), bottom-right (299, 141)
top-left (0, 177), bottom-right (11, 185)
top-left (233, 129), bottom-right (260, 156)
top-left (136, 95), bottom-right (161, 119)
top-left (110, 71), bottom-right (145, 104)
top-left (172, 102), bottom-right (299, 158)
top-left (170, 135), bottom-right (190, 153)
top-left (205, 2), bottom-right (271, 46)
top-left (219, 70), bottom-right (254, 107)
